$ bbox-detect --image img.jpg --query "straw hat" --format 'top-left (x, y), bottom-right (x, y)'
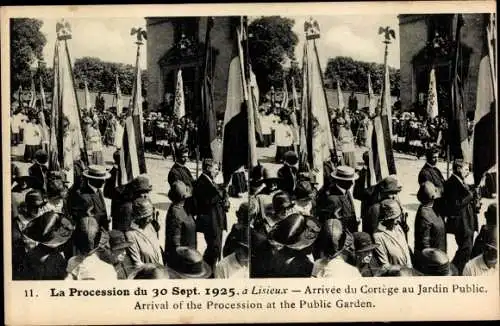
top-left (83, 165), bottom-right (111, 180)
top-left (331, 166), bottom-right (359, 181)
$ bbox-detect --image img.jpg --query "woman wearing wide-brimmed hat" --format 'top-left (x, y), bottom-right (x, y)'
top-left (164, 181), bottom-right (197, 266)
top-left (125, 197), bottom-right (164, 268)
top-left (277, 150), bottom-right (299, 196)
top-left (66, 217), bottom-right (117, 280)
top-left (312, 219), bottom-right (361, 278)
top-left (352, 232), bottom-right (382, 277)
top-left (108, 229), bottom-right (134, 279)
top-left (266, 213), bottom-right (321, 278)
top-left (18, 211), bottom-right (74, 280)
top-left (414, 181), bottom-right (446, 270)
top-left (373, 199), bottom-right (413, 270)
top-left (293, 180), bottom-right (315, 215)
top-left (166, 247), bottom-right (212, 279)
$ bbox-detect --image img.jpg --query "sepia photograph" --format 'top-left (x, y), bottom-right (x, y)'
top-left (248, 13), bottom-right (498, 279)
top-left (2, 2), bottom-right (498, 324)
top-left (9, 16), bottom-right (250, 281)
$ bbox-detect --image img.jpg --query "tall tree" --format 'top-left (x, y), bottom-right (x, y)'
top-left (248, 16), bottom-right (299, 96)
top-left (324, 56), bottom-right (400, 96)
top-left (10, 18), bottom-right (47, 96)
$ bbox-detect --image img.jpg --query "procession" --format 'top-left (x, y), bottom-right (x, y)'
top-left (8, 14), bottom-right (497, 281)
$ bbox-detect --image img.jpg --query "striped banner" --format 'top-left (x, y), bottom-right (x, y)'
top-left (368, 50), bottom-right (396, 184)
top-left (119, 38), bottom-right (147, 185)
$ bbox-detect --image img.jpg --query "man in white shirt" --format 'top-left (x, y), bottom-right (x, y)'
top-left (463, 228), bottom-right (497, 276)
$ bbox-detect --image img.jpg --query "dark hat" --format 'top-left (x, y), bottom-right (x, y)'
top-left (485, 203), bottom-right (497, 225)
top-left (128, 264), bottom-right (170, 279)
top-left (236, 201), bottom-right (258, 223)
top-left (418, 248), bottom-right (458, 276)
top-left (109, 230), bottom-right (133, 251)
top-left (167, 181), bottom-right (190, 202)
top-left (377, 265), bottom-right (423, 277)
top-left (83, 165), bottom-right (111, 180)
top-left (323, 218), bottom-right (344, 255)
top-left (272, 191), bottom-right (294, 212)
top-left (425, 146), bottom-right (440, 157)
top-left (175, 145), bottom-right (189, 156)
top-left (284, 151), bottom-right (298, 165)
top-left (417, 181), bottom-right (438, 203)
top-left (34, 149), bottom-right (48, 164)
top-left (23, 211), bottom-right (74, 248)
top-left (132, 197), bottom-right (154, 220)
top-left (268, 213), bottom-right (321, 250)
top-left (46, 179), bottom-right (67, 198)
top-left (129, 175), bottom-right (153, 193)
top-left (353, 232), bottom-right (379, 253)
top-left (294, 180), bottom-right (314, 201)
top-left (484, 227), bottom-right (498, 250)
top-left (25, 190), bottom-right (46, 207)
top-left (48, 170), bottom-right (70, 184)
top-left (379, 199), bottom-right (402, 221)
top-left (167, 247), bottom-right (212, 279)
top-left (378, 175), bottom-right (402, 193)
top-left (331, 166), bottom-right (359, 181)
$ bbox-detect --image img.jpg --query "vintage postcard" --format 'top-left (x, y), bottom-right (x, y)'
top-left (2, 1), bottom-right (498, 324)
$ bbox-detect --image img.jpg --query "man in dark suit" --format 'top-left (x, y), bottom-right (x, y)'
top-left (418, 147), bottom-right (445, 192)
top-left (277, 151), bottom-right (298, 196)
top-left (28, 149), bottom-right (48, 191)
top-left (442, 159), bottom-right (478, 274)
top-left (168, 145), bottom-right (194, 190)
top-left (68, 165), bottom-right (111, 230)
top-left (314, 166), bottom-right (358, 259)
top-left (192, 159), bottom-right (229, 273)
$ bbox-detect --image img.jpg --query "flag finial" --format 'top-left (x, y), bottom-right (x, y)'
top-left (378, 26), bottom-right (396, 44)
top-left (131, 27), bottom-right (147, 45)
top-left (304, 17), bottom-right (320, 40)
top-left (56, 19), bottom-right (72, 40)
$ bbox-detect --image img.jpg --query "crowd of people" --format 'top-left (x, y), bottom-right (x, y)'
top-left (11, 99), bottom-right (248, 280)
top-left (248, 145), bottom-right (497, 278)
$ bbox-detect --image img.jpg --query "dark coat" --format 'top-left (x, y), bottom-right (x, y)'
top-left (354, 167), bottom-right (378, 227)
top-left (164, 203), bottom-right (197, 264)
top-left (192, 174), bottom-right (228, 234)
top-left (28, 163), bottom-right (48, 191)
top-left (267, 247), bottom-right (313, 278)
top-left (442, 174), bottom-right (478, 235)
top-left (223, 223), bottom-right (245, 258)
top-left (18, 245), bottom-right (67, 280)
top-left (103, 166), bottom-right (130, 230)
top-left (418, 163), bottom-right (445, 190)
top-left (323, 160), bottom-right (336, 188)
top-left (69, 182), bottom-right (109, 230)
top-left (414, 205), bottom-right (447, 253)
top-left (316, 184), bottom-right (358, 233)
top-left (277, 164), bottom-right (298, 196)
top-left (168, 163), bottom-right (195, 190)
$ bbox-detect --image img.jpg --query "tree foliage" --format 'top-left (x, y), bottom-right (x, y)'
top-left (248, 16), bottom-right (299, 96)
top-left (73, 57), bottom-right (148, 95)
top-left (324, 56), bottom-right (400, 96)
top-left (10, 18), bottom-right (47, 94)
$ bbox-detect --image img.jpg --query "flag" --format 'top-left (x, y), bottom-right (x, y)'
top-left (173, 69), bottom-right (186, 119)
top-left (115, 75), bottom-right (123, 116)
top-left (199, 16), bottom-right (218, 160)
top-left (337, 79), bottom-right (347, 119)
top-left (367, 73), bottom-right (377, 116)
top-left (39, 78), bottom-right (49, 145)
top-left (426, 68), bottom-right (439, 119)
top-left (17, 85), bottom-right (23, 105)
top-left (281, 79), bottom-right (289, 109)
top-left (48, 23), bottom-right (87, 187)
top-left (291, 76), bottom-right (299, 111)
top-left (119, 38), bottom-right (147, 185)
top-left (473, 13), bottom-right (497, 185)
top-left (39, 78), bottom-right (47, 111)
top-left (449, 14), bottom-right (469, 162)
top-left (28, 76), bottom-right (36, 108)
top-left (222, 17), bottom-right (250, 183)
top-left (250, 70), bottom-right (264, 146)
top-left (83, 80), bottom-right (91, 111)
top-left (367, 40), bottom-right (396, 185)
top-left (298, 19), bottom-right (335, 188)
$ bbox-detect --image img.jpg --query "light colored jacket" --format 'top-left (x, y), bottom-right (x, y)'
top-left (373, 224), bottom-right (412, 268)
top-left (125, 223), bottom-right (164, 267)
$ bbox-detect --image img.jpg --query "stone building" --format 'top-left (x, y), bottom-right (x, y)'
top-left (398, 14), bottom-right (488, 117)
top-left (146, 17), bottom-right (237, 118)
